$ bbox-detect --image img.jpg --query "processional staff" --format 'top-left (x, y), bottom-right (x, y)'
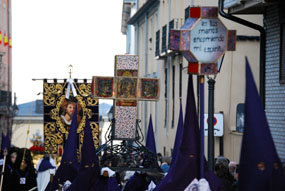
top-left (0, 149), bottom-right (8, 191)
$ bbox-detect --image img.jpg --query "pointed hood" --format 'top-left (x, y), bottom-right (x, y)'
top-left (80, 115), bottom-right (98, 167)
top-left (154, 75), bottom-right (201, 191)
top-left (123, 172), bottom-right (149, 191)
top-left (45, 105), bottom-right (79, 191)
top-left (107, 177), bottom-right (121, 191)
top-left (66, 116), bottom-right (100, 191)
top-left (38, 156), bottom-right (56, 172)
top-left (171, 103), bottom-right (183, 166)
top-left (146, 115), bottom-right (157, 155)
top-left (154, 75), bottom-right (223, 191)
top-left (61, 105), bottom-right (79, 165)
top-left (1, 128), bottom-right (10, 152)
top-left (238, 57), bottom-right (285, 190)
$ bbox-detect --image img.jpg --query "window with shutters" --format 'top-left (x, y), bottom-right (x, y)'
top-left (155, 30), bottom-right (160, 57)
top-left (3, 3), bottom-right (6, 33)
top-left (8, 0), bottom-right (11, 36)
top-left (280, 23), bottom-right (285, 83)
top-left (168, 19), bottom-right (174, 49)
top-left (161, 24), bottom-right (167, 54)
top-left (185, 6), bottom-right (190, 21)
top-left (236, 103), bottom-right (245, 133)
top-left (0, 0), bottom-right (2, 31)
top-left (172, 64), bottom-right (175, 128)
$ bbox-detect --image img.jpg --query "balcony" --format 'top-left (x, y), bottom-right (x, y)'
top-left (225, 0), bottom-right (277, 14)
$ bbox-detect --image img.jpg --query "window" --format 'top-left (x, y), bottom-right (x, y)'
top-left (185, 6), bottom-right (190, 21)
top-left (161, 24), bottom-right (167, 54)
top-left (164, 67), bottom-right (168, 128)
top-left (164, 68), bottom-right (168, 98)
top-left (168, 19), bottom-right (174, 49)
top-left (172, 65), bottom-right (175, 128)
top-left (155, 30), bottom-right (160, 57)
top-left (8, 0), bottom-right (11, 36)
top-left (280, 23), bottom-right (285, 83)
top-left (236, 103), bottom-right (245, 133)
top-left (3, 3), bottom-right (6, 33)
top-left (179, 61), bottom-right (182, 99)
top-left (0, 0), bottom-right (2, 30)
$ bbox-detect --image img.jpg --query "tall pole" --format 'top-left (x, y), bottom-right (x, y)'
top-left (200, 76), bottom-right (205, 178)
top-left (207, 77), bottom-right (215, 171)
top-left (0, 149), bottom-right (8, 191)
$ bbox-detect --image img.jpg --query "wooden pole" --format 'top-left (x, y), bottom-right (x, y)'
top-left (20, 100), bottom-right (34, 171)
top-left (0, 149), bottom-right (8, 191)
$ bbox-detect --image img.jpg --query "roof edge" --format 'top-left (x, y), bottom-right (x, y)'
top-left (128, 0), bottom-right (159, 25)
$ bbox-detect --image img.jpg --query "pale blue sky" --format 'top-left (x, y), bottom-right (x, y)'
top-left (12, 0), bottom-right (126, 104)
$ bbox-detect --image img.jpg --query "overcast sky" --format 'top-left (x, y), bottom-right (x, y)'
top-left (12, 0), bottom-right (126, 104)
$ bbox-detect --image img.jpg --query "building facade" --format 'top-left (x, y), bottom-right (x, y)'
top-left (121, 0), bottom-right (262, 162)
top-left (0, 0), bottom-right (13, 146)
top-left (12, 100), bottom-right (43, 148)
top-left (226, 0), bottom-right (285, 162)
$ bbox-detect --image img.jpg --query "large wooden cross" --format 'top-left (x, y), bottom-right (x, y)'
top-left (92, 55), bottom-right (160, 140)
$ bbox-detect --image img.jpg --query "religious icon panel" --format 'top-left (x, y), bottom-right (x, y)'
top-left (43, 81), bottom-right (99, 154)
top-left (139, 78), bottom-right (160, 100)
top-left (92, 77), bottom-right (115, 99)
top-left (116, 77), bottom-right (138, 100)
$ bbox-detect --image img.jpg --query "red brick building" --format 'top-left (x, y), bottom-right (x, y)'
top-left (0, 0), bottom-right (13, 143)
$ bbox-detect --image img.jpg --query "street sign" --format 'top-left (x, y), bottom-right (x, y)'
top-left (204, 113), bottom-right (223, 137)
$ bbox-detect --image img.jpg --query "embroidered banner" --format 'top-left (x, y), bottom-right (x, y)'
top-left (43, 80), bottom-right (99, 154)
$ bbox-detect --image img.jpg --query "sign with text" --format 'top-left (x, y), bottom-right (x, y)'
top-left (169, 6), bottom-right (236, 75)
top-left (190, 18), bottom-right (227, 63)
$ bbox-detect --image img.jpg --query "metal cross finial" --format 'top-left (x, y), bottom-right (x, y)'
top-left (68, 65), bottom-right (73, 78)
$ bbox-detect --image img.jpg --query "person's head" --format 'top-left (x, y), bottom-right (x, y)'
top-left (161, 163), bottom-right (170, 173)
top-left (228, 161), bottom-right (237, 176)
top-left (64, 101), bottom-right (76, 117)
top-left (157, 153), bottom-right (162, 161)
top-left (102, 170), bottom-right (109, 177)
top-left (215, 156), bottom-right (229, 168)
top-left (215, 156), bottom-right (230, 177)
top-left (10, 152), bottom-right (17, 164)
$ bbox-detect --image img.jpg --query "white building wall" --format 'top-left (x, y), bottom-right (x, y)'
top-left (126, 0), bottom-right (262, 161)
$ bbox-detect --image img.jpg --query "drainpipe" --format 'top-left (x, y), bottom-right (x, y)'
top-left (165, 0), bottom-right (172, 137)
top-left (144, 13), bottom-right (149, 137)
top-left (135, 22), bottom-right (139, 55)
top-left (155, 5), bottom-right (161, 144)
top-left (218, 0), bottom-right (266, 108)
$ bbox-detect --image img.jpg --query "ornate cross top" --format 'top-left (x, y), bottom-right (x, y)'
top-left (68, 64), bottom-right (73, 78)
top-left (92, 55), bottom-right (160, 140)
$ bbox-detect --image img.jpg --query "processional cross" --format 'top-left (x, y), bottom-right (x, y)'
top-left (92, 55), bottom-right (160, 140)
top-left (168, 6), bottom-right (236, 174)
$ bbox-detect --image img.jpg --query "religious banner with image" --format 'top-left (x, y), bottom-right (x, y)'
top-left (43, 80), bottom-right (99, 154)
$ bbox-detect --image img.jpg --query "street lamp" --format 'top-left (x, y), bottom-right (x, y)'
top-left (207, 54), bottom-right (224, 171)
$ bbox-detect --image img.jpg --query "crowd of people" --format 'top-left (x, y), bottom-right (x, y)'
top-left (0, 146), bottom-right (284, 191)
top-left (1, 147), bottom-right (37, 191)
